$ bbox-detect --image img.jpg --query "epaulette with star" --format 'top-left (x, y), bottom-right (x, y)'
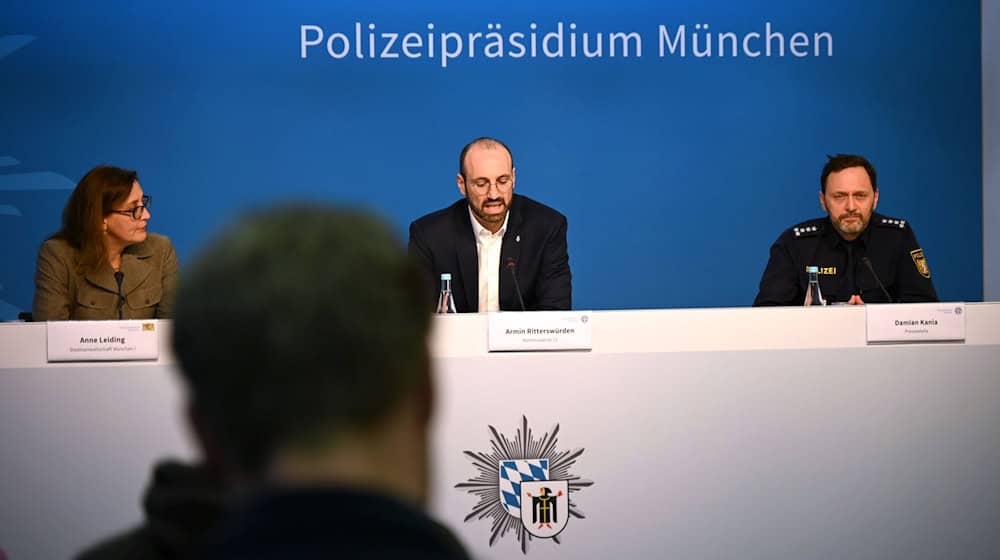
top-left (790, 219), bottom-right (824, 238)
top-left (875, 215), bottom-right (908, 230)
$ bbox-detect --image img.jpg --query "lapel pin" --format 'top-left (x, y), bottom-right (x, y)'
top-left (516, 235), bottom-right (520, 243)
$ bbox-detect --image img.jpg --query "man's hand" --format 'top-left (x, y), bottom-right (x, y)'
top-left (847, 294), bottom-right (865, 305)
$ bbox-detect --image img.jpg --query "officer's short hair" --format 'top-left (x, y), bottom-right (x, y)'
top-left (821, 154), bottom-right (878, 193)
top-left (172, 204), bottom-right (431, 475)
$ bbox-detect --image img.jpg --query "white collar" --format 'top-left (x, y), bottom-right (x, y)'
top-left (468, 205), bottom-right (508, 239)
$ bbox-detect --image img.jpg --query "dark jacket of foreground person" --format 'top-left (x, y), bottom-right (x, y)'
top-left (203, 488), bottom-right (470, 559)
top-left (76, 461), bottom-right (224, 560)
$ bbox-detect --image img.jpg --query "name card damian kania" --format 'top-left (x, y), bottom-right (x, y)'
top-left (865, 302), bottom-right (966, 344)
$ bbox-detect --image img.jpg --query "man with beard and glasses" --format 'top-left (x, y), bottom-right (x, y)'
top-left (754, 153), bottom-right (938, 306)
top-left (408, 137), bottom-right (571, 312)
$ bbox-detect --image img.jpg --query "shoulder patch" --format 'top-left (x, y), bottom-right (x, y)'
top-left (910, 248), bottom-right (930, 278)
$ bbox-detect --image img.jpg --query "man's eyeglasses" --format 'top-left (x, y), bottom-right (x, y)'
top-left (110, 195), bottom-right (152, 220)
top-left (469, 176), bottom-right (512, 192)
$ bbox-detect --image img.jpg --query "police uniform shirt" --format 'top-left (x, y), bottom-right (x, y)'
top-left (753, 212), bottom-right (938, 306)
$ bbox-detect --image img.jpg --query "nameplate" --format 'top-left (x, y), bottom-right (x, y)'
top-left (47, 320), bottom-right (160, 362)
top-left (488, 311), bottom-right (592, 352)
top-left (865, 303), bottom-right (966, 344)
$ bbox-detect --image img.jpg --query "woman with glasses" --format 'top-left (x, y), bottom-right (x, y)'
top-left (32, 165), bottom-right (179, 320)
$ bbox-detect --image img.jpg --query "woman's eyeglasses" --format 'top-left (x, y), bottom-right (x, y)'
top-left (109, 195), bottom-right (152, 220)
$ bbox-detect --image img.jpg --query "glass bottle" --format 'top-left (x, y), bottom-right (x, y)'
top-left (804, 265), bottom-right (826, 306)
top-left (437, 273), bottom-right (458, 314)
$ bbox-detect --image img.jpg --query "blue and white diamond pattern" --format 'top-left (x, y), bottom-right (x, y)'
top-left (498, 459), bottom-right (549, 518)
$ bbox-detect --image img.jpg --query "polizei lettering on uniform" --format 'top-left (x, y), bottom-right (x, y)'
top-left (79, 336), bottom-right (127, 344)
top-left (300, 21), bottom-right (834, 67)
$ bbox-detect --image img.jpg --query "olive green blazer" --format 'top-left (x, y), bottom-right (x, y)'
top-left (32, 233), bottom-right (179, 321)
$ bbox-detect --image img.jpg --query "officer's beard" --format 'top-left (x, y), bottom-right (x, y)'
top-left (834, 211), bottom-right (868, 236)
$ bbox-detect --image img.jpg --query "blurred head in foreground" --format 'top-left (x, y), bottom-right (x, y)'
top-left (172, 204), bottom-right (433, 504)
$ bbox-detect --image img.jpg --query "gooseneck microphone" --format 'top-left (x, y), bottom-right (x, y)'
top-left (504, 257), bottom-right (527, 312)
top-left (861, 257), bottom-right (893, 303)
top-left (114, 270), bottom-right (126, 319)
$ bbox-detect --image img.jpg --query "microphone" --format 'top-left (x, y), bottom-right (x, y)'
top-left (114, 270), bottom-right (126, 319)
top-left (504, 257), bottom-right (527, 312)
top-left (861, 257), bottom-right (893, 303)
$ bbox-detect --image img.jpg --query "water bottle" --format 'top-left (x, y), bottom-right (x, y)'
top-left (437, 273), bottom-right (457, 314)
top-left (803, 265), bottom-right (826, 306)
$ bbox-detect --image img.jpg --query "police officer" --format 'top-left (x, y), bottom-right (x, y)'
top-left (754, 154), bottom-right (938, 306)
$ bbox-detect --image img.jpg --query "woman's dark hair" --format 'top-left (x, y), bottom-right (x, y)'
top-left (53, 165), bottom-right (138, 273)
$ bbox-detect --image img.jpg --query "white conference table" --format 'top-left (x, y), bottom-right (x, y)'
top-left (2, 304), bottom-right (999, 559)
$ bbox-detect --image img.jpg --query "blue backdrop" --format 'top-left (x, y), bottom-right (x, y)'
top-left (0, 1), bottom-right (982, 319)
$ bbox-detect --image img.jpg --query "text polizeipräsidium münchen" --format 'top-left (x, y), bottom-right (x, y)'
top-left (301, 22), bottom-right (835, 67)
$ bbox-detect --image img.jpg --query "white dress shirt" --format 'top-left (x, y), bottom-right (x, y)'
top-left (468, 208), bottom-right (509, 312)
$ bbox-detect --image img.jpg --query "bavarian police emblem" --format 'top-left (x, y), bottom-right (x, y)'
top-left (910, 248), bottom-right (931, 278)
top-left (456, 416), bottom-right (593, 554)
